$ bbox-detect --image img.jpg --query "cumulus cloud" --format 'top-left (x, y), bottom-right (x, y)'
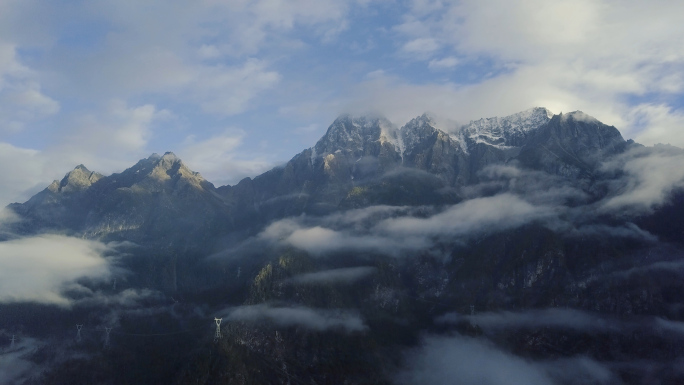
top-left (352, 0), bottom-right (684, 147)
top-left (284, 266), bottom-right (376, 285)
top-left (0, 235), bottom-right (117, 305)
top-left (395, 334), bottom-right (616, 385)
top-left (224, 304), bottom-right (367, 332)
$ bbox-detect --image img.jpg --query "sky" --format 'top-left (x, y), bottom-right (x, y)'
top-left (1, 0), bottom-right (684, 206)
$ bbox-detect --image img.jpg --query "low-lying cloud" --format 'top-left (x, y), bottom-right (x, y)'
top-left (377, 194), bottom-right (553, 238)
top-left (0, 235), bottom-right (117, 306)
top-left (395, 334), bottom-right (616, 385)
top-left (259, 193), bottom-right (554, 257)
top-left (0, 335), bottom-right (41, 385)
top-left (224, 304), bottom-right (367, 332)
top-left (437, 308), bottom-right (608, 332)
top-left (284, 267), bottom-right (376, 285)
top-left (601, 145), bottom-right (684, 213)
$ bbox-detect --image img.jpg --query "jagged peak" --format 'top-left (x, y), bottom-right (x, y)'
top-left (161, 151), bottom-right (179, 161)
top-left (400, 113), bottom-right (442, 143)
top-left (560, 110), bottom-right (600, 124)
top-left (404, 113), bottom-right (437, 128)
top-left (466, 107), bottom-right (553, 129)
top-left (47, 163), bottom-right (103, 193)
top-left (314, 113), bottom-right (394, 156)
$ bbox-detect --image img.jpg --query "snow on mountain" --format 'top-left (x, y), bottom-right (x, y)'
top-left (459, 107), bottom-right (554, 148)
top-left (313, 114), bottom-right (394, 157)
top-left (310, 108), bottom-right (555, 164)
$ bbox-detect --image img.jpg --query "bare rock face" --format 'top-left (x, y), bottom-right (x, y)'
top-left (47, 164), bottom-right (103, 193)
top-left (9, 152), bottom-right (230, 250)
top-left (7, 108), bottom-right (630, 250)
top-left (517, 111), bottom-right (627, 178)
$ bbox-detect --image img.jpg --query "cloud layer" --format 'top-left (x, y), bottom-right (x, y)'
top-left (395, 334), bottom-right (616, 385)
top-left (0, 235), bottom-right (116, 305)
top-left (224, 304), bottom-right (367, 332)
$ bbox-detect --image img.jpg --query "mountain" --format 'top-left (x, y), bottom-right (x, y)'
top-left (11, 108), bottom-right (624, 240)
top-left (5, 108), bottom-right (684, 384)
top-left (10, 152), bottom-right (231, 248)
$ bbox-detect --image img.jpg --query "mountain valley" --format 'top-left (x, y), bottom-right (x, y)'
top-left (2, 108), bottom-right (684, 384)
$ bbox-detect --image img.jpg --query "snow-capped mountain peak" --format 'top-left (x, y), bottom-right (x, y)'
top-left (313, 114), bottom-right (395, 157)
top-left (460, 107), bottom-right (554, 147)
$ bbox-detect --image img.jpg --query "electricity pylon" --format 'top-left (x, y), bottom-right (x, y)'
top-left (214, 318), bottom-right (222, 342)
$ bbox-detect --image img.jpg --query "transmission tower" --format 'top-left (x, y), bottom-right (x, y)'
top-left (214, 318), bottom-right (222, 342)
top-left (104, 327), bottom-right (112, 349)
top-left (76, 324), bottom-right (83, 343)
top-left (10, 335), bottom-right (15, 348)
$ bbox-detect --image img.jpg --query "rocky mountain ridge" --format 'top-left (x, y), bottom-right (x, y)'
top-left (8, 108), bottom-right (629, 243)
top-left (5, 107), bottom-right (684, 384)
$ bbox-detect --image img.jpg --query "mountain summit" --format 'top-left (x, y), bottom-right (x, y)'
top-left (8, 107), bottom-right (627, 243)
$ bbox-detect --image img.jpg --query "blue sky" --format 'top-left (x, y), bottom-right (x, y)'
top-left (1, 0), bottom-right (683, 205)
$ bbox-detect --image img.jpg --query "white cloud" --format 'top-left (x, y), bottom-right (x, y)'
top-left (284, 266), bottom-right (376, 285)
top-left (382, 0), bottom-right (684, 146)
top-left (395, 334), bottom-right (616, 385)
top-left (428, 56), bottom-right (459, 70)
top-left (47, 100), bottom-right (173, 175)
top-left (0, 336), bottom-right (41, 385)
top-left (601, 146), bottom-right (684, 213)
top-left (178, 130), bottom-right (275, 186)
top-left (0, 42), bottom-right (58, 134)
top-left (623, 103), bottom-right (684, 146)
top-left (259, 194), bottom-right (554, 257)
top-left (377, 193), bottom-right (552, 238)
top-left (437, 308), bottom-right (606, 332)
top-left (0, 142), bottom-right (44, 205)
top-left (401, 37), bottom-right (440, 56)
top-left (0, 235), bottom-right (115, 306)
top-left (192, 59), bottom-right (281, 115)
top-left (224, 304), bottom-right (367, 332)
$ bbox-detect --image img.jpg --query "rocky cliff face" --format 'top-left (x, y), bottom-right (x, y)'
top-left (8, 108), bottom-right (630, 244)
top-left (6, 108), bottom-right (684, 384)
top-left (10, 152), bottom-right (230, 248)
top-left (219, 108), bottom-right (624, 221)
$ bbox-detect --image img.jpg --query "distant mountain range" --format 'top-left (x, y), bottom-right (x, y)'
top-left (5, 108), bottom-right (684, 384)
top-left (8, 107), bottom-right (631, 244)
